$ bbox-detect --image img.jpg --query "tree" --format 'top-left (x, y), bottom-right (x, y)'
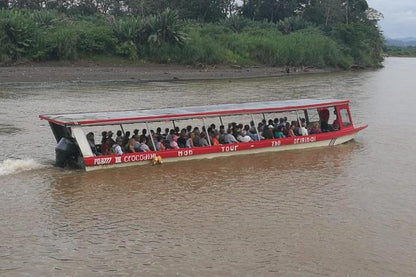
top-left (241, 0), bottom-right (306, 23)
top-left (343, 0), bottom-right (368, 24)
top-left (170, 0), bottom-right (229, 22)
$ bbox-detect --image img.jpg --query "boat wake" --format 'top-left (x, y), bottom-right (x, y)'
top-left (0, 158), bottom-right (46, 176)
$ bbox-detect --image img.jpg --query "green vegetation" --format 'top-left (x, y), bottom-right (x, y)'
top-left (0, 0), bottom-right (384, 68)
top-left (385, 46), bottom-right (416, 57)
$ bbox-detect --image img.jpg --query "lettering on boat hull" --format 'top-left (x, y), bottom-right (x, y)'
top-left (221, 145), bottom-right (239, 152)
top-left (293, 136), bottom-right (316, 144)
top-left (94, 157), bottom-right (112, 165)
top-left (271, 141), bottom-right (281, 147)
top-left (123, 153), bottom-right (156, 162)
top-left (178, 150), bottom-right (193, 157)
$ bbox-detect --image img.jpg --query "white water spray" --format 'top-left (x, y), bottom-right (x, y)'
top-left (0, 158), bottom-right (45, 176)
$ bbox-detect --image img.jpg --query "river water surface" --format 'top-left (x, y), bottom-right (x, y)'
top-left (1, 58), bottom-right (416, 276)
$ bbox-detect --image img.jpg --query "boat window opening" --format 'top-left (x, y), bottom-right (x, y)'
top-left (305, 109), bottom-right (320, 127)
top-left (339, 108), bottom-right (351, 127)
top-left (79, 108), bottom-right (329, 156)
top-left (58, 104), bottom-right (352, 158)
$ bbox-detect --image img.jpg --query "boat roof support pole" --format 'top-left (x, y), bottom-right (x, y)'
top-left (219, 116), bottom-right (224, 126)
top-left (172, 120), bottom-right (176, 129)
top-left (119, 124), bottom-right (125, 136)
top-left (304, 110), bottom-right (309, 124)
top-left (145, 121), bottom-right (156, 153)
top-left (250, 114), bottom-right (261, 141)
top-left (202, 117), bottom-right (211, 146)
top-left (262, 113), bottom-right (266, 121)
top-left (296, 110), bottom-right (302, 131)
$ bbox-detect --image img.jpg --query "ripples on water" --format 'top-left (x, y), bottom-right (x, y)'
top-left (1, 58), bottom-right (416, 275)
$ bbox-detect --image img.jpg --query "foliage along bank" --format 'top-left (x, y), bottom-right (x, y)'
top-left (0, 4), bottom-right (384, 68)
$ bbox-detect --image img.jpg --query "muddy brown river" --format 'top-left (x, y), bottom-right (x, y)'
top-left (1, 58), bottom-right (416, 276)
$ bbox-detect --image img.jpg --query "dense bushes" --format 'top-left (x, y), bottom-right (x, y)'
top-left (0, 9), bottom-right (381, 68)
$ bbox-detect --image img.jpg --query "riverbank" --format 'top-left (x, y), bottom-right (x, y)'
top-left (0, 62), bottom-right (334, 83)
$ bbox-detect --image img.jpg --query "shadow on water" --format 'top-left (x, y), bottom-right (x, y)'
top-left (50, 140), bottom-right (361, 208)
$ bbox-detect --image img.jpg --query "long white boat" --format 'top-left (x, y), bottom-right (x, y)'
top-left (39, 99), bottom-right (367, 171)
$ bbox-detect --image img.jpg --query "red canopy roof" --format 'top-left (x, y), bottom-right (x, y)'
top-left (39, 99), bottom-right (348, 126)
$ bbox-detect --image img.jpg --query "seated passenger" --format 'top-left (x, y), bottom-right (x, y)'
top-left (101, 131), bottom-right (110, 155)
top-left (186, 125), bottom-right (192, 137)
top-left (287, 125), bottom-right (296, 137)
top-left (262, 125), bottom-right (274, 139)
top-left (210, 123), bottom-right (218, 136)
top-left (237, 131), bottom-right (253, 142)
top-left (163, 128), bottom-right (170, 140)
top-left (299, 123), bottom-right (309, 136)
top-left (122, 131), bottom-right (130, 150)
top-left (223, 129), bottom-right (238, 144)
top-left (249, 121), bottom-right (256, 134)
top-left (133, 135), bottom-right (141, 152)
top-left (116, 130), bottom-right (123, 141)
top-left (125, 135), bottom-right (136, 153)
top-left (244, 124), bottom-right (259, 141)
top-left (273, 126), bottom-right (286, 138)
top-left (318, 108), bottom-right (332, 132)
top-left (279, 118), bottom-right (286, 128)
top-left (218, 128), bottom-right (226, 144)
top-left (192, 128), bottom-right (201, 146)
top-left (108, 131), bottom-right (116, 148)
top-left (139, 129), bottom-right (147, 143)
top-left (112, 137), bottom-right (123, 155)
top-left (199, 133), bottom-right (209, 146)
top-left (293, 121), bottom-right (300, 136)
top-left (282, 125), bottom-right (289, 137)
top-left (156, 127), bottom-right (162, 140)
top-left (186, 132), bottom-right (195, 148)
top-left (139, 137), bottom-right (150, 152)
top-left (166, 129), bottom-right (174, 142)
top-left (86, 132), bottom-right (98, 155)
top-left (177, 130), bottom-right (187, 148)
top-left (155, 136), bottom-right (166, 151)
top-left (169, 135), bottom-right (180, 149)
top-left (310, 122), bottom-right (322, 134)
top-left (257, 122), bottom-right (264, 134)
top-left (212, 134), bottom-right (220, 146)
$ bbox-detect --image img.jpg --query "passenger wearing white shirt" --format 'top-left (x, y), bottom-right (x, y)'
top-left (300, 123), bottom-right (309, 136)
top-left (112, 137), bottom-right (123, 155)
top-left (237, 131), bottom-right (253, 142)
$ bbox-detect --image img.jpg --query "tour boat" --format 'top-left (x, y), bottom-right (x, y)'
top-left (39, 99), bottom-right (367, 171)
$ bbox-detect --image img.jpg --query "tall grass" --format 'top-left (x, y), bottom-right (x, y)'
top-left (0, 9), bottom-right (374, 68)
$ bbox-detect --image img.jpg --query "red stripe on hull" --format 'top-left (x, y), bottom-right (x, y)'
top-left (84, 126), bottom-right (367, 168)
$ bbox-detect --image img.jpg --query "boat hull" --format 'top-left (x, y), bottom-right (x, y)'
top-left (83, 126), bottom-right (366, 171)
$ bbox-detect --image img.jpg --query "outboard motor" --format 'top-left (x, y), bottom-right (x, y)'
top-left (55, 137), bottom-right (80, 168)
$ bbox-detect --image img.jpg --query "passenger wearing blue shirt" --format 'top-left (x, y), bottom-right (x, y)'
top-left (273, 126), bottom-right (286, 138)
